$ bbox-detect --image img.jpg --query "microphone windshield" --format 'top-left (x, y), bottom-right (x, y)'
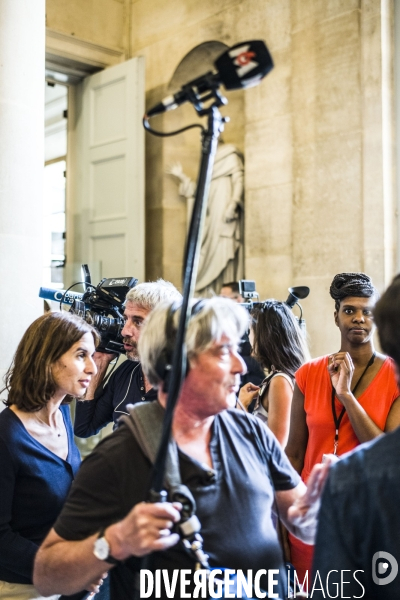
top-left (285, 286), bottom-right (310, 309)
top-left (215, 40), bottom-right (274, 90)
top-left (144, 40), bottom-right (273, 118)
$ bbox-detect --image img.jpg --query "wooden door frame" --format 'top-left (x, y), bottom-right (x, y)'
top-left (45, 28), bottom-right (127, 284)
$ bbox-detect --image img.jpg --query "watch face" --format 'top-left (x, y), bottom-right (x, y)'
top-left (94, 536), bottom-right (110, 561)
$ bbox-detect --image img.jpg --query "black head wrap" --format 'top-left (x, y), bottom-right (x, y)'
top-left (329, 272), bottom-right (376, 311)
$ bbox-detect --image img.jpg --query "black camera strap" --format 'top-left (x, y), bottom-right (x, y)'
top-left (120, 402), bottom-right (283, 600)
top-left (120, 402), bottom-right (210, 570)
top-left (330, 352), bottom-right (376, 455)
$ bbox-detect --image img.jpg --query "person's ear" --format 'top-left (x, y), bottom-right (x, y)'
top-left (334, 310), bottom-right (339, 328)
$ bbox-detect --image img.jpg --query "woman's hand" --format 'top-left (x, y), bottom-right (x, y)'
top-left (327, 352), bottom-right (354, 402)
top-left (238, 383), bottom-right (260, 410)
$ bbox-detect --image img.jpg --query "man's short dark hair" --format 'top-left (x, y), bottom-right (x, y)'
top-left (221, 281), bottom-right (240, 294)
top-left (374, 274), bottom-right (400, 368)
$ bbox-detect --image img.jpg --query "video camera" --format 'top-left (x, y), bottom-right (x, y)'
top-left (238, 279), bottom-right (310, 333)
top-left (39, 264), bottom-right (138, 354)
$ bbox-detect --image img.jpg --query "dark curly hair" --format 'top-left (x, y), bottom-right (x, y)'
top-left (329, 272), bottom-right (377, 311)
top-left (251, 300), bottom-right (310, 379)
top-left (2, 311), bottom-right (100, 411)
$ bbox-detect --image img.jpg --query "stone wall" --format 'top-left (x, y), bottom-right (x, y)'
top-left (130, 0), bottom-right (396, 355)
top-left (46, 0), bottom-right (397, 356)
top-left (46, 0), bottom-right (127, 52)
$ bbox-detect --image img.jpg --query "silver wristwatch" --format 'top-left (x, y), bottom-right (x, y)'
top-left (93, 529), bottom-right (119, 564)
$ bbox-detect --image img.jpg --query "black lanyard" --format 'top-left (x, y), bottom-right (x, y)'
top-left (331, 352), bottom-right (376, 455)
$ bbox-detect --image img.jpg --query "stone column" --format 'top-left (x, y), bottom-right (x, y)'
top-left (0, 0), bottom-right (45, 395)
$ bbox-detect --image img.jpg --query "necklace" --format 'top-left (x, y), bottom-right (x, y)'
top-left (331, 352), bottom-right (376, 455)
top-left (34, 413), bottom-right (62, 437)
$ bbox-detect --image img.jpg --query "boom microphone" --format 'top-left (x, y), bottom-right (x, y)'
top-left (146, 40), bottom-right (273, 117)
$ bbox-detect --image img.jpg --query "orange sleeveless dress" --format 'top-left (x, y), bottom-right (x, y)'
top-left (289, 356), bottom-right (400, 583)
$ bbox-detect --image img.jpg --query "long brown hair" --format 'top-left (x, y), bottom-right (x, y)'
top-left (251, 300), bottom-right (310, 379)
top-left (2, 311), bottom-right (99, 412)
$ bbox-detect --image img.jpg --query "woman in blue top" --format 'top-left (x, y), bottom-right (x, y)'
top-left (0, 311), bottom-right (99, 600)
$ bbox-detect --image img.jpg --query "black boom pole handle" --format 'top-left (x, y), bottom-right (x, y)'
top-left (149, 105), bottom-right (225, 495)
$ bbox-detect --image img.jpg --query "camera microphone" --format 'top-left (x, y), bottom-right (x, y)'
top-left (39, 268), bottom-right (138, 354)
top-left (146, 40), bottom-right (273, 117)
top-left (39, 287), bottom-right (84, 306)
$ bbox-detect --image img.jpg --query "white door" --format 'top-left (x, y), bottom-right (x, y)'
top-left (67, 57), bottom-right (145, 285)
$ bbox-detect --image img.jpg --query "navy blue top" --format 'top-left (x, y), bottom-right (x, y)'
top-left (74, 360), bottom-right (157, 437)
top-left (0, 405), bottom-right (81, 584)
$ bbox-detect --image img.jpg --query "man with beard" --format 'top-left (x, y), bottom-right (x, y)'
top-left (74, 280), bottom-right (182, 437)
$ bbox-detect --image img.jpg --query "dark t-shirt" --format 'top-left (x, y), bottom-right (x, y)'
top-left (313, 427), bottom-right (400, 600)
top-left (55, 409), bottom-right (300, 599)
top-left (74, 360), bottom-right (157, 437)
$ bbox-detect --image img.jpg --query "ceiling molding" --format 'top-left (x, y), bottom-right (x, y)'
top-left (46, 28), bottom-right (125, 72)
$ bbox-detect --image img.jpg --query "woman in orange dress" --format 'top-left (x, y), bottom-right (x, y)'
top-left (285, 272), bottom-right (400, 583)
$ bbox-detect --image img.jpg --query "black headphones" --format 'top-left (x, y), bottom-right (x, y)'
top-left (154, 299), bottom-right (206, 391)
